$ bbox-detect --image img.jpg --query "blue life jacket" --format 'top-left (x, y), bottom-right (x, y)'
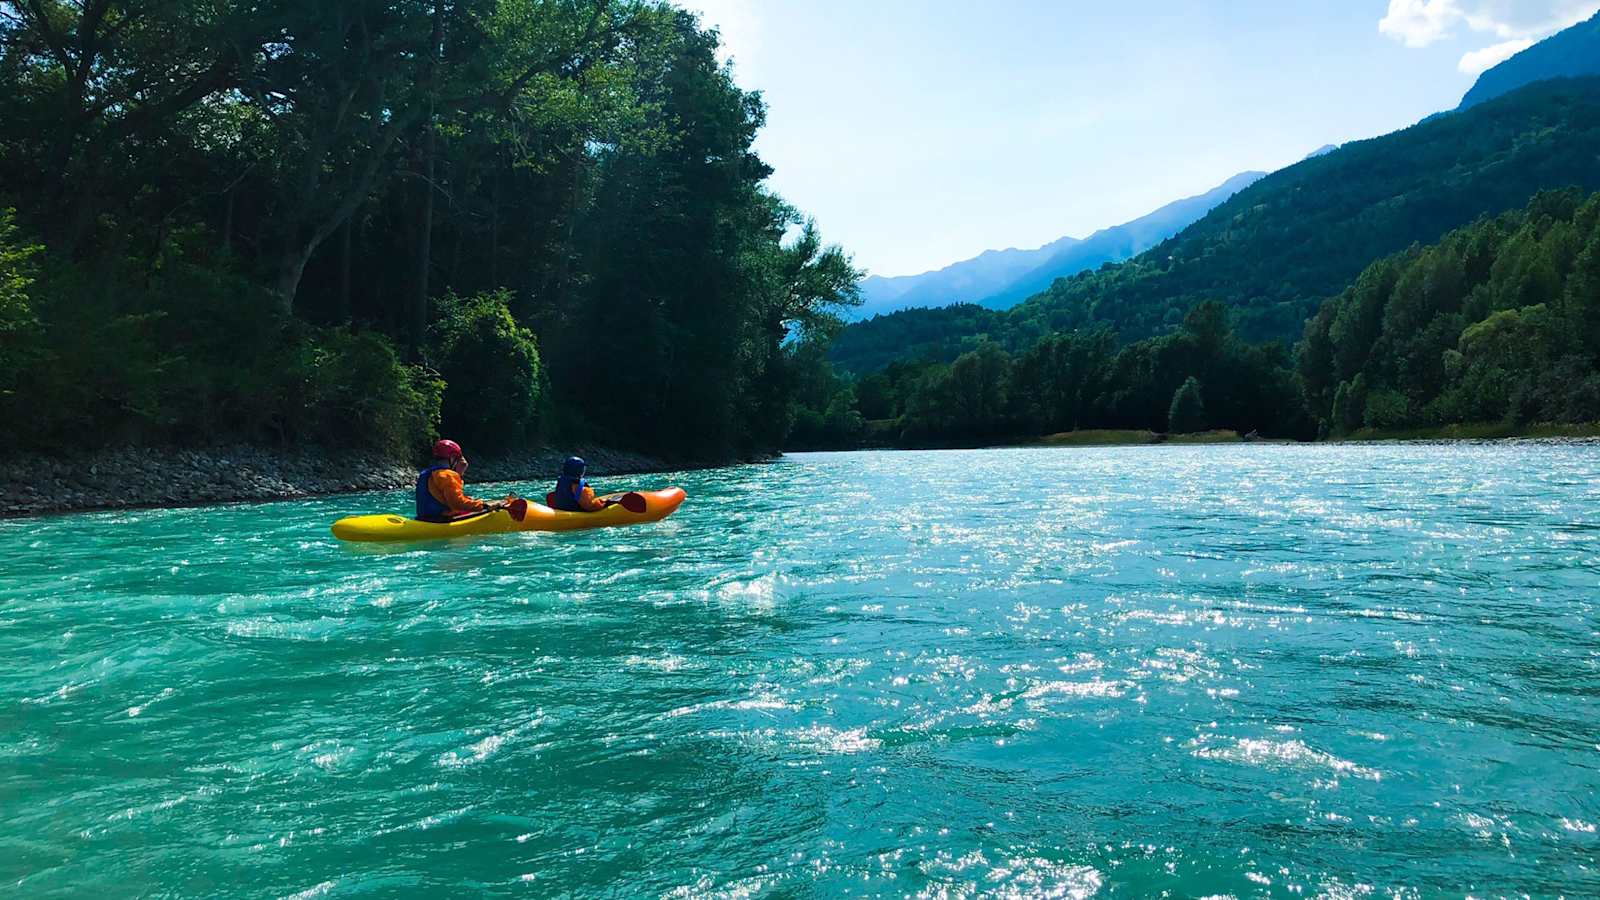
top-left (415, 464), bottom-right (452, 520)
top-left (550, 475), bottom-right (587, 511)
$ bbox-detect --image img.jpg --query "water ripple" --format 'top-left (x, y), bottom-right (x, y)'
top-left (3, 444), bottom-right (1600, 895)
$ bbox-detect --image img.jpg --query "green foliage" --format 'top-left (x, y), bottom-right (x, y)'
top-left (902, 342), bottom-right (1015, 441)
top-left (854, 372), bottom-right (897, 420)
top-left (0, 254), bottom-right (437, 455)
top-left (1304, 189), bottom-right (1600, 434)
top-left (502, 10), bottom-right (861, 461)
top-left (0, 2), bottom-right (859, 463)
top-left (829, 304), bottom-right (1004, 375)
top-left (789, 384), bottom-right (866, 450)
top-left (1330, 375), bottom-right (1369, 436)
top-left (944, 343), bottom-right (1015, 435)
top-left (1011, 329), bottom-right (1116, 433)
top-left (276, 327), bottom-right (444, 458)
top-left (1167, 377), bottom-right (1207, 434)
top-left (0, 209), bottom-right (40, 391)
top-left (1361, 388), bottom-right (1410, 430)
top-left (793, 301), bottom-right (1310, 449)
top-left (0, 208), bottom-right (35, 322)
top-left (429, 291), bottom-right (545, 453)
top-left (778, 337), bottom-right (866, 451)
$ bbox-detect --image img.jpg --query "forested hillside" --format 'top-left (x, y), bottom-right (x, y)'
top-left (791, 188), bottom-right (1600, 450)
top-left (1301, 189), bottom-right (1600, 435)
top-left (830, 78), bottom-right (1600, 375)
top-left (1459, 10), bottom-right (1600, 110)
top-left (0, 1), bottom-right (858, 463)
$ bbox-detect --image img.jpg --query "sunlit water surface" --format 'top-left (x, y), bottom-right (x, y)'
top-left (4, 445), bottom-right (1600, 897)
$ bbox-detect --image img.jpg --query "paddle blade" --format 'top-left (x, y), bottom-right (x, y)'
top-left (507, 498), bottom-right (528, 522)
top-left (618, 492), bottom-right (647, 514)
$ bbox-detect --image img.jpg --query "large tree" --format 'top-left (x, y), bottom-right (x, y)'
top-left (237, 0), bottom-right (644, 316)
top-left (0, 0), bottom-right (270, 250)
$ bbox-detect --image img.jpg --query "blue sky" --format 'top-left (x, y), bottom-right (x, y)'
top-left (681, 0), bottom-right (1600, 277)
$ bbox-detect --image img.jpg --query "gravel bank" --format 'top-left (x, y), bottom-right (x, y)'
top-left (0, 444), bottom-right (676, 518)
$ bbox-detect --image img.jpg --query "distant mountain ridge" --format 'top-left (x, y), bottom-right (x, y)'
top-left (972, 171), bottom-right (1265, 311)
top-left (852, 171), bottom-right (1263, 320)
top-left (855, 236), bottom-right (1081, 319)
top-left (1459, 10), bottom-right (1600, 109)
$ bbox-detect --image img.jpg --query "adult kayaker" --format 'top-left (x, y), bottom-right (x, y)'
top-left (415, 440), bottom-right (514, 522)
top-left (546, 456), bottom-right (608, 512)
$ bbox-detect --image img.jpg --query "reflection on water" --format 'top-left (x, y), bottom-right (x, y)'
top-left (3, 444), bottom-right (1599, 896)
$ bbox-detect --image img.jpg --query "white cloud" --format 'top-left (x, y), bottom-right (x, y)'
top-left (677, 0), bottom-right (763, 76)
top-left (1462, 0), bottom-right (1600, 35)
top-left (1457, 37), bottom-right (1535, 73)
top-left (1379, 0), bottom-right (1600, 70)
top-left (1379, 0), bottom-right (1463, 47)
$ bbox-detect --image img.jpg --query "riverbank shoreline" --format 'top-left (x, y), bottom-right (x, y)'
top-left (795, 422), bottom-right (1600, 454)
top-left (787, 429), bottom-right (1600, 454)
top-left (11, 429), bottom-right (1598, 519)
top-left (0, 444), bottom-right (683, 519)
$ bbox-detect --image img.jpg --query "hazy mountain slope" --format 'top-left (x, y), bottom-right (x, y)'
top-left (854, 237), bottom-right (1080, 320)
top-left (1459, 10), bottom-right (1600, 110)
top-left (975, 171), bottom-right (1264, 310)
top-left (851, 172), bottom-right (1261, 321)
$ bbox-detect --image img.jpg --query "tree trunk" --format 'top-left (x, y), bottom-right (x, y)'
top-left (489, 168), bottom-right (501, 287)
top-left (60, 173), bottom-right (101, 255)
top-left (449, 198), bottom-right (463, 293)
top-left (411, 0), bottom-right (446, 354)
top-left (222, 186), bottom-right (235, 254)
top-left (275, 249), bottom-right (312, 316)
top-left (337, 215), bottom-right (353, 323)
top-left (541, 152), bottom-right (585, 312)
top-left (413, 133), bottom-right (436, 351)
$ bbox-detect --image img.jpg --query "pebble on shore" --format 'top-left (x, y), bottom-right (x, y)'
top-left (0, 444), bottom-right (676, 518)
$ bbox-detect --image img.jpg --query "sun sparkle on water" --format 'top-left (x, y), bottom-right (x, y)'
top-left (2, 444), bottom-right (1599, 895)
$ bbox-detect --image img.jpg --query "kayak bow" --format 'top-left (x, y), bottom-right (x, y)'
top-left (331, 487), bottom-right (687, 543)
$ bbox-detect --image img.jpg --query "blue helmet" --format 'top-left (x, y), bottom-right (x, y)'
top-left (561, 456), bottom-right (587, 478)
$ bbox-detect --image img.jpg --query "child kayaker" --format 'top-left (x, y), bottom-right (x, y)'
top-left (415, 440), bottom-right (514, 522)
top-left (547, 456), bottom-right (609, 512)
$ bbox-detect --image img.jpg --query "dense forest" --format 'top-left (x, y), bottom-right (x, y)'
top-left (0, 1), bottom-right (859, 463)
top-left (831, 78), bottom-right (1600, 375)
top-left (792, 189), bottom-right (1600, 449)
top-left (788, 303), bottom-right (1309, 450)
top-left (1302, 188), bottom-right (1600, 435)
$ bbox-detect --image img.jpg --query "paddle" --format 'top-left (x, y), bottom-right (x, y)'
top-left (501, 493), bottom-right (641, 520)
top-left (443, 497), bottom-right (523, 523)
top-left (432, 506), bottom-right (498, 525)
top-left (603, 491), bottom-right (648, 514)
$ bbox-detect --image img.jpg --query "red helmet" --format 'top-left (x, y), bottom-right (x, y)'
top-left (432, 439), bottom-right (464, 460)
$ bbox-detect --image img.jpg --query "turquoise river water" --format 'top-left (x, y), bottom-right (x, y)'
top-left (4, 445), bottom-right (1600, 897)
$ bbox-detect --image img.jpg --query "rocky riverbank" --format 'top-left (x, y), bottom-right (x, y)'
top-left (0, 444), bottom-right (677, 518)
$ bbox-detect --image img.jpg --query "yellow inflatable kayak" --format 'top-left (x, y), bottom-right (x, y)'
top-left (331, 488), bottom-right (687, 543)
